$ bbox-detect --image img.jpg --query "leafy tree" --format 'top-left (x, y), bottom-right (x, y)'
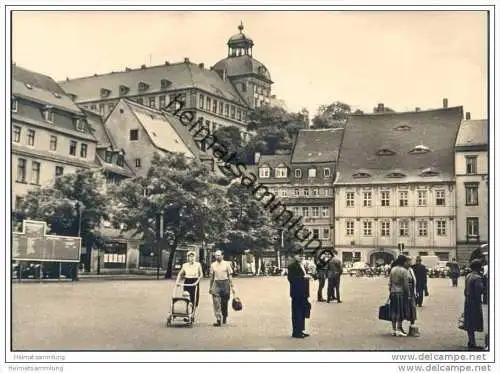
top-left (352, 109), bottom-right (365, 115)
top-left (311, 101), bottom-right (352, 129)
top-left (213, 125), bottom-right (246, 164)
top-left (112, 152), bottom-right (229, 278)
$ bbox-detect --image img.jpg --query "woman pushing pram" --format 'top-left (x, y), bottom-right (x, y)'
top-left (176, 250), bottom-right (203, 307)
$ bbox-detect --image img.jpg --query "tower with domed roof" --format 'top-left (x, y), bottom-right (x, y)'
top-left (213, 22), bottom-right (273, 109)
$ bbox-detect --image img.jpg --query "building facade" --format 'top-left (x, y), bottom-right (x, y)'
top-left (334, 105), bottom-right (463, 265)
top-left (455, 117), bottom-right (488, 264)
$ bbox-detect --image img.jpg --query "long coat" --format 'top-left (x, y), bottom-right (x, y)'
top-left (412, 263), bottom-right (428, 290)
top-left (287, 261), bottom-right (310, 299)
top-left (464, 272), bottom-right (484, 332)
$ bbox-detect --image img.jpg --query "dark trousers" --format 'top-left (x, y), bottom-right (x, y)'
top-left (327, 277), bottom-right (341, 301)
top-left (291, 297), bottom-right (306, 335)
top-left (482, 277), bottom-right (488, 305)
top-left (221, 296), bottom-right (229, 318)
top-left (451, 275), bottom-right (459, 287)
top-left (416, 287), bottom-right (425, 306)
top-left (317, 277), bottom-right (326, 300)
top-left (183, 278), bottom-right (199, 307)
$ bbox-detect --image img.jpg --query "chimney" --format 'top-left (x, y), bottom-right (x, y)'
top-left (184, 57), bottom-right (190, 64)
top-left (377, 103), bottom-right (384, 112)
top-left (415, 107), bottom-right (421, 112)
top-left (466, 112), bottom-right (471, 120)
top-left (141, 64), bottom-right (146, 69)
top-left (254, 152), bottom-right (261, 164)
top-left (443, 98), bottom-right (448, 108)
top-left (164, 61), bottom-right (170, 66)
top-left (125, 67), bottom-right (132, 71)
top-left (198, 63), bottom-right (204, 69)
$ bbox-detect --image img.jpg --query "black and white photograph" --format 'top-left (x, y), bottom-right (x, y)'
top-left (2, 2), bottom-right (497, 372)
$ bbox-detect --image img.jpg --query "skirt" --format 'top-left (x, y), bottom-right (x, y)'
top-left (390, 292), bottom-right (409, 322)
top-left (406, 295), bottom-right (417, 323)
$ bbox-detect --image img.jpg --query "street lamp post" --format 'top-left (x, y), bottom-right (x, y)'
top-left (157, 212), bottom-right (164, 280)
top-left (74, 202), bottom-right (83, 281)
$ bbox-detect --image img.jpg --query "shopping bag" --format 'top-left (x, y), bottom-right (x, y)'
top-left (378, 298), bottom-right (391, 321)
top-left (232, 297), bottom-right (243, 311)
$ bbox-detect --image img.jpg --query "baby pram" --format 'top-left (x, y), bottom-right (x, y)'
top-left (166, 280), bottom-right (199, 327)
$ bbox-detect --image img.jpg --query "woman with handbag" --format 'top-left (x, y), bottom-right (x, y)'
top-left (389, 255), bottom-right (411, 336)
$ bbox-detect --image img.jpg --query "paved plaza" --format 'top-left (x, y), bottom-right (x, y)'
top-left (11, 275), bottom-right (489, 351)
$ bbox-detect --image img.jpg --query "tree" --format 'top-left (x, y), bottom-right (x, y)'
top-left (373, 105), bottom-right (396, 113)
top-left (311, 101), bottom-right (352, 129)
top-left (213, 126), bottom-right (246, 164)
top-left (112, 152), bottom-right (230, 279)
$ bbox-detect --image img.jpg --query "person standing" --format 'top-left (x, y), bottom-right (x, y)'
top-left (405, 257), bottom-right (419, 337)
top-left (209, 250), bottom-right (235, 326)
top-left (287, 247), bottom-right (311, 339)
top-left (448, 258), bottom-right (460, 287)
top-left (463, 259), bottom-right (484, 350)
top-left (175, 250), bottom-right (203, 307)
top-left (327, 253), bottom-right (343, 303)
top-left (412, 256), bottom-right (428, 307)
top-left (389, 254), bottom-right (411, 336)
top-left (316, 263), bottom-right (328, 302)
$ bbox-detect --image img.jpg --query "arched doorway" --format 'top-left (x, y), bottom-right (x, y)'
top-left (369, 251), bottom-right (395, 267)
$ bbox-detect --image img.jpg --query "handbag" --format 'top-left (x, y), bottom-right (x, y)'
top-left (378, 297), bottom-right (391, 321)
top-left (232, 296), bottom-right (243, 311)
top-left (458, 313), bottom-right (466, 330)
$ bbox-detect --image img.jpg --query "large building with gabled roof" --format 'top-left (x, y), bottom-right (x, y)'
top-left (334, 103), bottom-right (464, 265)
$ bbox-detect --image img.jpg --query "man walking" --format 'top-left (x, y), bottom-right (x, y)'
top-left (412, 256), bottom-right (428, 307)
top-left (448, 258), bottom-right (460, 287)
top-left (327, 253), bottom-right (343, 303)
top-left (209, 250), bottom-right (235, 326)
top-left (287, 247), bottom-right (311, 339)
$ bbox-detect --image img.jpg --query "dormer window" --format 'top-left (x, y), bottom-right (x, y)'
top-left (12, 97), bottom-right (18, 112)
top-left (394, 124), bottom-right (412, 131)
top-left (259, 166), bottom-right (270, 178)
top-left (324, 168), bottom-right (331, 177)
top-left (138, 81), bottom-right (150, 92)
top-left (275, 164), bottom-right (288, 178)
top-left (104, 150), bottom-right (113, 163)
top-left (53, 92), bottom-right (62, 98)
top-left (420, 168), bottom-right (439, 177)
top-left (295, 169), bottom-right (302, 178)
top-left (74, 118), bottom-right (85, 132)
top-left (100, 88), bottom-right (111, 98)
top-left (308, 168), bottom-right (317, 178)
top-left (119, 85), bottom-right (130, 96)
top-left (386, 172), bottom-right (406, 178)
top-left (376, 148), bottom-right (395, 156)
top-left (161, 79), bottom-right (171, 89)
top-left (43, 106), bottom-right (55, 123)
top-left (353, 172), bottom-right (371, 179)
top-left (409, 144), bottom-right (431, 154)
top-left (25, 83), bottom-right (33, 90)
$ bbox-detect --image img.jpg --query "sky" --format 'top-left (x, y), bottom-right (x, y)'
top-left (11, 10), bottom-right (488, 119)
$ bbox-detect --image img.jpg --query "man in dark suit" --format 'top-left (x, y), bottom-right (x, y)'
top-left (327, 253), bottom-right (343, 303)
top-left (412, 256), bottom-right (428, 307)
top-left (287, 247), bottom-right (311, 339)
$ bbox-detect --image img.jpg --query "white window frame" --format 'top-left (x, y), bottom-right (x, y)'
top-left (323, 228), bottom-right (330, 239)
top-left (312, 207), bottom-right (320, 217)
top-left (399, 220), bottom-right (409, 237)
top-left (381, 221), bottom-right (390, 237)
top-left (323, 168), bottom-right (331, 177)
top-left (275, 167), bottom-right (288, 178)
top-left (436, 190), bottom-right (446, 206)
top-left (259, 167), bottom-right (270, 178)
top-left (322, 207), bottom-right (329, 217)
top-left (418, 220), bottom-right (428, 237)
top-left (399, 191), bottom-right (408, 207)
top-left (308, 168), bottom-right (317, 178)
top-left (381, 191), bottom-right (390, 207)
top-left (295, 169), bottom-right (302, 178)
top-left (417, 190), bottom-right (427, 206)
top-left (363, 220), bottom-right (373, 236)
top-left (363, 191), bottom-right (372, 207)
top-left (346, 192), bottom-right (355, 207)
top-left (302, 207), bottom-right (309, 217)
top-left (437, 220), bottom-right (447, 236)
top-left (346, 221), bottom-right (354, 236)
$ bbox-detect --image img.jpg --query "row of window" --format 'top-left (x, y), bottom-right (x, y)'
top-left (103, 150), bottom-right (126, 167)
top-left (344, 219), bottom-right (448, 237)
top-left (305, 227), bottom-right (331, 240)
top-left (12, 126), bottom-right (88, 158)
top-left (268, 187), bottom-right (333, 198)
top-left (344, 190), bottom-right (447, 208)
top-left (198, 94), bottom-right (246, 122)
top-left (259, 166), bottom-right (332, 179)
top-left (15, 158), bottom-right (64, 184)
top-left (291, 206), bottom-right (331, 218)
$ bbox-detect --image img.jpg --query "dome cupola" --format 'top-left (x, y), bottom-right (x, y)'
top-left (227, 21), bottom-right (254, 57)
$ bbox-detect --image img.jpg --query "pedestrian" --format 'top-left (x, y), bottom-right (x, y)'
top-left (463, 259), bottom-right (484, 350)
top-left (448, 258), bottom-right (460, 287)
top-left (175, 250), bottom-right (203, 307)
top-left (389, 254), bottom-right (411, 336)
top-left (209, 250), bottom-right (236, 326)
top-left (482, 260), bottom-right (488, 305)
top-left (327, 252), bottom-right (343, 303)
top-left (412, 256), bottom-right (428, 307)
top-left (405, 257), bottom-right (419, 337)
top-left (287, 247), bottom-right (311, 339)
top-left (315, 253), bottom-right (330, 302)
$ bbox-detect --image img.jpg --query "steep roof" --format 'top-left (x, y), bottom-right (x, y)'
top-left (95, 153), bottom-right (135, 178)
top-left (82, 109), bottom-right (116, 148)
top-left (456, 119), bottom-right (488, 147)
top-left (257, 154), bottom-right (292, 167)
top-left (213, 55), bottom-right (272, 82)
top-left (336, 107), bottom-right (463, 185)
top-left (12, 64), bottom-right (67, 94)
top-left (59, 61), bottom-right (247, 106)
top-left (291, 128), bottom-right (344, 163)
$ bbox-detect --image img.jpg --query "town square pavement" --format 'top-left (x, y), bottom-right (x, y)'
top-left (11, 275), bottom-right (489, 351)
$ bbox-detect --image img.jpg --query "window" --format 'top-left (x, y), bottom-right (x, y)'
top-left (399, 191), bottom-right (408, 207)
top-left (136, 97), bottom-right (144, 105)
top-left (275, 167), bottom-right (287, 178)
top-left (381, 221), bottom-right (390, 237)
top-left (312, 188), bottom-right (318, 197)
top-left (237, 110), bottom-right (242, 121)
top-left (75, 119), bottom-right (85, 132)
top-left (13, 126), bottom-right (21, 143)
top-left (44, 109), bottom-right (55, 123)
top-left (105, 151), bottom-right (112, 163)
top-left (16, 158), bottom-right (26, 183)
top-left (12, 97), bottom-right (18, 112)
top-left (225, 104), bottom-right (229, 116)
top-left (417, 190), bottom-right (427, 206)
top-left (294, 188), bottom-right (300, 197)
top-left (130, 129), bottom-right (139, 141)
top-left (278, 189), bottom-right (286, 197)
top-left (308, 168), bottom-right (317, 178)
top-left (230, 106), bottom-right (236, 119)
top-left (293, 207), bottom-right (300, 216)
top-left (346, 221), bottom-right (354, 236)
top-left (418, 220), bottom-right (428, 237)
top-left (465, 156), bottom-right (477, 175)
top-left (436, 190), bottom-right (446, 206)
top-left (219, 102), bottom-right (224, 114)
top-left (117, 155), bottom-right (124, 167)
top-left (159, 95), bottom-right (166, 109)
top-left (363, 221), bottom-right (372, 236)
top-left (27, 129), bottom-right (35, 146)
top-left (324, 168), bottom-right (331, 177)
top-left (80, 143), bottom-right (88, 158)
top-left (303, 188), bottom-right (310, 197)
top-left (465, 183), bottom-right (479, 206)
top-left (205, 97), bottom-right (211, 111)
top-left (55, 166), bottom-right (64, 177)
top-left (161, 79), bottom-right (170, 89)
top-left (323, 228), bottom-right (330, 239)
top-left (99, 104), bottom-right (105, 114)
top-left (149, 97), bottom-right (156, 108)
top-left (381, 191), bottom-right (390, 206)
top-left (437, 220), bottom-right (447, 236)
top-left (302, 207), bottom-right (309, 217)
top-left (198, 94), bottom-right (204, 109)
top-left (363, 192), bottom-right (372, 207)
top-left (30, 161), bottom-right (40, 185)
top-left (346, 192), bottom-right (355, 207)
top-left (213, 100), bottom-right (218, 113)
top-left (399, 220), bottom-right (409, 237)
top-left (108, 103), bottom-right (115, 111)
top-left (69, 140), bottom-right (77, 156)
top-left (312, 229), bottom-right (320, 240)
top-left (322, 207), bottom-right (329, 217)
top-left (312, 207), bottom-right (320, 217)
top-left (466, 217), bottom-right (479, 240)
top-left (241, 83), bottom-right (247, 92)
top-left (295, 169), bottom-right (302, 178)
top-left (91, 104), bottom-right (97, 111)
top-left (49, 135), bottom-right (57, 151)
top-left (135, 158), bottom-right (141, 168)
top-left (259, 167), bottom-right (270, 178)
